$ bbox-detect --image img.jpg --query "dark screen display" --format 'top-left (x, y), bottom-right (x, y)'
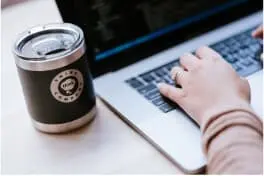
top-left (83, 0), bottom-right (248, 60)
top-left (56, 0), bottom-right (260, 76)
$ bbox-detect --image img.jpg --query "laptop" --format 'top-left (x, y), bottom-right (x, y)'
top-left (55, 0), bottom-right (263, 173)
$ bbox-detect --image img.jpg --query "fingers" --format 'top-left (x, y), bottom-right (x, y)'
top-left (252, 25), bottom-right (263, 39)
top-left (170, 66), bottom-right (186, 85)
top-left (157, 83), bottom-right (185, 103)
top-left (179, 53), bottom-right (200, 71)
top-left (195, 46), bottom-right (222, 60)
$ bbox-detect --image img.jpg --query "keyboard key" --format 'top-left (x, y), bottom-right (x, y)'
top-left (164, 66), bottom-right (172, 72)
top-left (243, 38), bottom-right (253, 46)
top-left (248, 50), bottom-right (258, 58)
top-left (211, 43), bottom-right (225, 52)
top-left (154, 77), bottom-right (167, 84)
top-left (225, 38), bottom-right (237, 47)
top-left (164, 76), bottom-right (174, 85)
top-left (225, 55), bottom-right (237, 63)
top-left (126, 78), bottom-right (144, 89)
top-left (138, 84), bottom-right (156, 94)
top-left (159, 103), bottom-right (175, 113)
top-left (239, 64), bottom-right (262, 77)
top-left (140, 73), bottom-right (155, 83)
top-left (229, 46), bottom-right (239, 53)
top-left (155, 68), bottom-right (167, 77)
top-left (145, 89), bottom-right (161, 100)
top-left (238, 49), bottom-right (247, 57)
top-left (232, 64), bottom-right (242, 71)
top-left (152, 97), bottom-right (165, 106)
top-left (235, 34), bottom-right (248, 43)
top-left (239, 44), bottom-right (248, 50)
top-left (232, 53), bottom-right (240, 59)
top-left (152, 78), bottom-right (161, 84)
top-left (165, 62), bottom-right (178, 71)
top-left (252, 53), bottom-right (262, 61)
top-left (219, 49), bottom-right (230, 58)
top-left (241, 59), bottom-right (253, 67)
top-left (245, 48), bottom-right (253, 55)
top-left (249, 44), bottom-right (261, 52)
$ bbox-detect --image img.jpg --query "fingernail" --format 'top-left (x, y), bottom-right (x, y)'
top-left (170, 66), bottom-right (176, 74)
top-left (171, 70), bottom-right (176, 80)
top-left (157, 83), bottom-right (164, 90)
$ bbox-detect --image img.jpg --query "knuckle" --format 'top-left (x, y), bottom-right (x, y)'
top-left (162, 87), bottom-right (169, 97)
top-left (167, 88), bottom-right (175, 99)
top-left (180, 53), bottom-right (190, 60)
top-left (179, 56), bottom-right (185, 64)
top-left (196, 46), bottom-right (207, 54)
top-left (173, 66), bottom-right (181, 72)
top-left (167, 88), bottom-right (180, 101)
top-left (211, 55), bottom-right (220, 62)
top-left (171, 67), bottom-right (180, 77)
top-left (192, 62), bottom-right (202, 72)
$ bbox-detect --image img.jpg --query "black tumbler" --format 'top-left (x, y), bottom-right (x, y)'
top-left (13, 23), bottom-right (96, 133)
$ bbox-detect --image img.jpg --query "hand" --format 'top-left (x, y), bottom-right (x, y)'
top-left (252, 25), bottom-right (263, 39)
top-left (158, 46), bottom-right (251, 126)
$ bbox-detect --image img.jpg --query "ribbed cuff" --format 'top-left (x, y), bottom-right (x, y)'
top-left (201, 109), bottom-right (263, 156)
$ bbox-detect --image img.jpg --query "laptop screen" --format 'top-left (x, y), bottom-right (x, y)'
top-left (56, 0), bottom-right (260, 76)
top-left (93, 0), bottom-right (248, 61)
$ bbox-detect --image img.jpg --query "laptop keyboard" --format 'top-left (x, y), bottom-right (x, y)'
top-left (126, 28), bottom-right (263, 113)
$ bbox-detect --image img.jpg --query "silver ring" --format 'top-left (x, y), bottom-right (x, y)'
top-left (173, 70), bottom-right (184, 83)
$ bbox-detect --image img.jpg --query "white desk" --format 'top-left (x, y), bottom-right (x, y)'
top-left (1, 0), bottom-right (182, 174)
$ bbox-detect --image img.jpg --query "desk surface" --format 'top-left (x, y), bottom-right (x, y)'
top-left (1, 0), bottom-right (182, 174)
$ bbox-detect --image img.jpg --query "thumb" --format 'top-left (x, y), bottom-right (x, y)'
top-left (157, 83), bottom-right (185, 104)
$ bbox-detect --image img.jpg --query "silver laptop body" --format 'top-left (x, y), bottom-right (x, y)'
top-left (94, 12), bottom-right (263, 173)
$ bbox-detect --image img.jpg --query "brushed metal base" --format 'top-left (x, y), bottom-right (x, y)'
top-left (32, 106), bottom-right (96, 133)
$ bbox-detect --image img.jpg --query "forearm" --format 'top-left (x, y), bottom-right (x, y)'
top-left (201, 110), bottom-right (263, 174)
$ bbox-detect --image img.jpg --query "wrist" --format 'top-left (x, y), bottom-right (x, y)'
top-left (199, 98), bottom-right (254, 130)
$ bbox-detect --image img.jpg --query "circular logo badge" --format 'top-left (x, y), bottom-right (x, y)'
top-left (50, 69), bottom-right (84, 103)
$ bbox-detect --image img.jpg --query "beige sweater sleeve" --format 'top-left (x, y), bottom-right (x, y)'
top-left (201, 110), bottom-right (263, 174)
